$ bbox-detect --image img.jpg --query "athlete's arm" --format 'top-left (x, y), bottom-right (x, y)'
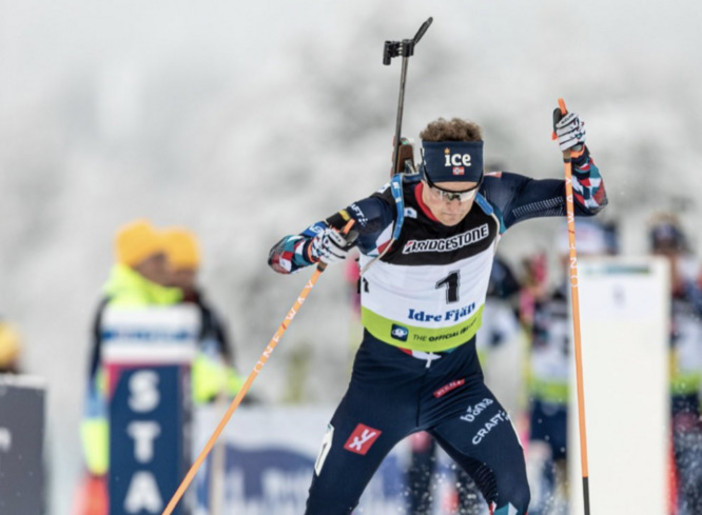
top-left (268, 194), bottom-right (394, 274)
top-left (482, 146), bottom-right (607, 231)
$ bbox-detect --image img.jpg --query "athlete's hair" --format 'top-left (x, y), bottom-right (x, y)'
top-left (420, 118), bottom-right (482, 142)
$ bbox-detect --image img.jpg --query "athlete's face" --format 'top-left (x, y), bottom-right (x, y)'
top-left (421, 179), bottom-right (479, 226)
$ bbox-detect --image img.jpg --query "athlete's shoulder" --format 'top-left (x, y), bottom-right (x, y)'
top-left (480, 170), bottom-right (535, 205)
top-left (482, 170), bottom-right (529, 188)
top-left (371, 173), bottom-right (420, 199)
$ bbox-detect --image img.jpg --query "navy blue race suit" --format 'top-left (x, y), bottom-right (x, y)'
top-left (268, 147), bottom-right (606, 515)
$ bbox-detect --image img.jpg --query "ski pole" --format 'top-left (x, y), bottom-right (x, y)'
top-left (553, 97), bottom-right (591, 515)
top-left (162, 220), bottom-right (356, 515)
top-left (384, 16), bottom-right (433, 177)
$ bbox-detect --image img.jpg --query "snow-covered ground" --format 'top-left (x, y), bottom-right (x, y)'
top-left (2, 1), bottom-right (701, 512)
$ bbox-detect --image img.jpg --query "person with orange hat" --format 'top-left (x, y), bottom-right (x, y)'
top-left (162, 227), bottom-right (244, 404)
top-left (0, 318), bottom-right (22, 374)
top-left (76, 219), bottom-right (183, 514)
top-left (101, 218), bottom-right (181, 306)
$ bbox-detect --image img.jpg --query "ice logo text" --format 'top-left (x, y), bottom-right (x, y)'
top-left (444, 153), bottom-right (472, 168)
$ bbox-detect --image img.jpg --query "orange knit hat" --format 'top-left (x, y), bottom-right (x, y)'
top-left (0, 322), bottom-right (21, 367)
top-left (114, 219), bottom-right (164, 266)
top-left (163, 227), bottom-right (201, 269)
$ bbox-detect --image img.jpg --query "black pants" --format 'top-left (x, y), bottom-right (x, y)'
top-left (305, 331), bottom-right (530, 514)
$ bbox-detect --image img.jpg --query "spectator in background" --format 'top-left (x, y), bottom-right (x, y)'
top-left (162, 227), bottom-right (244, 403)
top-left (0, 318), bottom-right (22, 374)
top-left (76, 219), bottom-right (182, 515)
top-left (649, 213), bottom-right (702, 515)
top-left (524, 219), bottom-right (616, 515)
top-left (476, 255), bottom-right (522, 362)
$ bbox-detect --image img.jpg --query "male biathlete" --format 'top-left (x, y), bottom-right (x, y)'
top-left (268, 111), bottom-right (607, 515)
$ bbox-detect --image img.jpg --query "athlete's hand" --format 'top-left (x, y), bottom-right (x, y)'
top-left (309, 227), bottom-right (352, 264)
top-left (553, 111), bottom-right (586, 152)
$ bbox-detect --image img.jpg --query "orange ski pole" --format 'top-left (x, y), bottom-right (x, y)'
top-left (553, 97), bottom-right (591, 514)
top-left (162, 220), bottom-right (355, 515)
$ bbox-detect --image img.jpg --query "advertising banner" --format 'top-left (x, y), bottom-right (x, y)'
top-left (102, 305), bottom-right (198, 515)
top-left (0, 375), bottom-right (46, 515)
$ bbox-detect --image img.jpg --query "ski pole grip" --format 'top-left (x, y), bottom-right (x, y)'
top-left (551, 97), bottom-right (568, 141)
top-left (316, 220), bottom-right (357, 272)
top-left (553, 98), bottom-right (572, 161)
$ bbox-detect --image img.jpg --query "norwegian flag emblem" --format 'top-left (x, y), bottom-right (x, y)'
top-left (452, 166), bottom-right (465, 175)
top-left (344, 423), bottom-right (382, 455)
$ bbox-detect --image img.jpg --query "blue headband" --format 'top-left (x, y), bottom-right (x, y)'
top-left (421, 140), bottom-right (484, 182)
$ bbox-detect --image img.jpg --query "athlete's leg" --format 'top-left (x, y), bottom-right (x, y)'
top-left (430, 382), bottom-right (530, 515)
top-left (305, 395), bottom-right (406, 514)
top-left (305, 335), bottom-right (420, 514)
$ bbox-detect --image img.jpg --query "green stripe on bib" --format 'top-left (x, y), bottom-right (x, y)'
top-left (361, 304), bottom-right (484, 352)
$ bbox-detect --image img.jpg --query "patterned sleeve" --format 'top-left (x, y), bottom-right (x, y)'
top-left (268, 194), bottom-right (395, 275)
top-left (482, 146), bottom-right (607, 231)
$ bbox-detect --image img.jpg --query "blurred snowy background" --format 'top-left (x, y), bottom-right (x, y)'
top-left (1, 0), bottom-right (701, 512)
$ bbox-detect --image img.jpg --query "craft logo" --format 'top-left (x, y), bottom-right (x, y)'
top-left (390, 324), bottom-right (409, 342)
top-left (344, 423), bottom-right (382, 455)
top-left (471, 410), bottom-right (509, 445)
top-left (348, 204), bottom-right (368, 227)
